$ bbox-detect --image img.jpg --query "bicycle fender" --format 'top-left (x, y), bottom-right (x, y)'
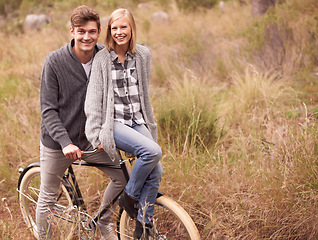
top-left (17, 162), bottom-right (40, 190)
top-left (157, 192), bottom-right (164, 198)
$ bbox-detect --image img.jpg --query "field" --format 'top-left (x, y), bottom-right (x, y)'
top-left (0, 0), bottom-right (318, 239)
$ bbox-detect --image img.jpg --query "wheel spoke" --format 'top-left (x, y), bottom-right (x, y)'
top-left (119, 195), bottom-right (200, 239)
top-left (18, 167), bottom-right (82, 239)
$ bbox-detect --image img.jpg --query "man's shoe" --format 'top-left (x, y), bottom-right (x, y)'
top-left (98, 222), bottom-right (118, 240)
top-left (119, 191), bottom-right (138, 219)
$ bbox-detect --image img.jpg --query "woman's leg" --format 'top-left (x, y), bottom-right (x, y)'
top-left (138, 161), bottom-right (163, 225)
top-left (113, 121), bottom-right (163, 224)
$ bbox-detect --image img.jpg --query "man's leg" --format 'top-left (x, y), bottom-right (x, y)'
top-left (36, 142), bottom-right (73, 240)
top-left (83, 148), bottom-right (126, 239)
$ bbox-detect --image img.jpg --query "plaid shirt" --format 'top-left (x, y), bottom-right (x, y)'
top-left (110, 49), bottom-right (145, 126)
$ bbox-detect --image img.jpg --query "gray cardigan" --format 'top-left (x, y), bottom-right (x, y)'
top-left (84, 44), bottom-right (157, 161)
top-left (40, 39), bottom-right (104, 150)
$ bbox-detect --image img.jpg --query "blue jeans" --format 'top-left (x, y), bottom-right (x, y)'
top-left (113, 121), bottom-right (163, 225)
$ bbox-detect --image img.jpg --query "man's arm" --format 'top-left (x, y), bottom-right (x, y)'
top-left (40, 57), bottom-right (82, 159)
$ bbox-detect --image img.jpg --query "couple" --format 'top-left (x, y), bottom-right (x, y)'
top-left (37, 5), bottom-right (163, 240)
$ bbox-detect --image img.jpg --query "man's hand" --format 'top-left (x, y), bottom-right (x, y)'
top-left (62, 144), bottom-right (82, 160)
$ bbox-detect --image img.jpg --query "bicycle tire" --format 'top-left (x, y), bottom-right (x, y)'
top-left (18, 166), bottom-right (77, 239)
top-left (119, 195), bottom-right (201, 240)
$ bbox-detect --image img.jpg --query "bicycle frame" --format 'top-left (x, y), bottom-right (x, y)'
top-left (17, 149), bottom-right (164, 235)
top-left (16, 149), bottom-right (133, 227)
top-left (17, 150), bottom-right (200, 239)
top-left (60, 150), bottom-right (134, 228)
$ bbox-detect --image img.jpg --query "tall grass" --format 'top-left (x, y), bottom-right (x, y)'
top-left (156, 67), bottom-right (318, 239)
top-left (155, 70), bottom-right (219, 154)
top-left (1, 0), bottom-right (318, 239)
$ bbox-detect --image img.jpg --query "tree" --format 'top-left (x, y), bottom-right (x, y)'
top-left (250, 0), bottom-right (285, 71)
top-left (251, 0), bottom-right (275, 17)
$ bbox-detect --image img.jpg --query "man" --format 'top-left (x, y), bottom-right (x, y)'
top-left (37, 5), bottom-right (126, 240)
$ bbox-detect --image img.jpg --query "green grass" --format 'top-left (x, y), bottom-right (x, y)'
top-left (155, 71), bottom-right (219, 154)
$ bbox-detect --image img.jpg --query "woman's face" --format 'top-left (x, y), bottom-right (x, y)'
top-left (110, 16), bottom-right (132, 50)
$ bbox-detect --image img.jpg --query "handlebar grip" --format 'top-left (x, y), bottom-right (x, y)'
top-left (81, 149), bottom-right (99, 155)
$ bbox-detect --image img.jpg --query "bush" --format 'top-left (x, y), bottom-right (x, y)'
top-left (155, 71), bottom-right (218, 154)
top-left (0, 0), bottom-right (22, 16)
top-left (175, 0), bottom-right (218, 11)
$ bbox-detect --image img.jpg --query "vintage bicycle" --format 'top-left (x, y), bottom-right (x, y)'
top-left (17, 149), bottom-right (201, 239)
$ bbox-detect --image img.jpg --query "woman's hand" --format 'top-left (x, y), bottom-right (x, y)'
top-left (97, 143), bottom-right (104, 152)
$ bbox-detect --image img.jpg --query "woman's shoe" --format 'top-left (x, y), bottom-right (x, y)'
top-left (133, 220), bottom-right (143, 239)
top-left (133, 220), bottom-right (155, 240)
top-left (119, 191), bottom-right (138, 219)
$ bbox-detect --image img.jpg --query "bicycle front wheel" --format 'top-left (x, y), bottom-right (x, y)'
top-left (18, 166), bottom-right (77, 239)
top-left (119, 195), bottom-right (201, 240)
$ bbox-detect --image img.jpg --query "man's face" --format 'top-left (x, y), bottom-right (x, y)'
top-left (71, 21), bottom-right (100, 54)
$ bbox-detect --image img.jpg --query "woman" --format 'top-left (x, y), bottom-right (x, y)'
top-left (84, 8), bottom-right (163, 239)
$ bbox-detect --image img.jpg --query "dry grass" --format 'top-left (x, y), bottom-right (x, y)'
top-left (156, 66), bottom-right (318, 239)
top-left (1, 0), bottom-right (318, 239)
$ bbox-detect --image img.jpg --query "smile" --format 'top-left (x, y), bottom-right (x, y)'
top-left (82, 41), bottom-right (93, 45)
top-left (116, 36), bottom-right (126, 41)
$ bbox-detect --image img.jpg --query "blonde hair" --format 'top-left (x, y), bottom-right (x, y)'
top-left (105, 8), bottom-right (137, 53)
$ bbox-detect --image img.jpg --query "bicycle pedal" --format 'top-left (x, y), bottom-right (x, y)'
top-left (67, 205), bottom-right (78, 214)
top-left (88, 220), bottom-right (97, 231)
top-left (80, 237), bottom-right (89, 240)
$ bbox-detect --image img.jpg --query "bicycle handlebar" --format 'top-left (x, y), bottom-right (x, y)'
top-left (81, 148), bottom-right (136, 160)
top-left (81, 149), bottom-right (99, 155)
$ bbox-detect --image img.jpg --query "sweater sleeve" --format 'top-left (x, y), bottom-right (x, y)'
top-left (84, 55), bottom-right (104, 149)
top-left (40, 55), bottom-right (72, 148)
top-left (146, 50), bottom-right (158, 142)
top-left (136, 45), bottom-right (158, 142)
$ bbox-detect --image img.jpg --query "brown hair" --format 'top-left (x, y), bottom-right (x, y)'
top-left (70, 5), bottom-right (101, 30)
top-left (105, 8), bottom-right (137, 53)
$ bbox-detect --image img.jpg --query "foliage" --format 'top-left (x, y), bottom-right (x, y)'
top-left (155, 71), bottom-right (218, 154)
top-left (242, 0), bottom-right (318, 74)
top-left (175, 0), bottom-right (218, 11)
top-left (0, 0), bottom-right (22, 16)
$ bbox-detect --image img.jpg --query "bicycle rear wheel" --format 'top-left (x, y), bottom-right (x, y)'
top-left (119, 195), bottom-right (201, 240)
top-left (18, 166), bottom-right (77, 239)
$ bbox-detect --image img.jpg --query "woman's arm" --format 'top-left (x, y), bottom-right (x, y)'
top-left (84, 57), bottom-right (105, 149)
top-left (137, 45), bottom-right (158, 142)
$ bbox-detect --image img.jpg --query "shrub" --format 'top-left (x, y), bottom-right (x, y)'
top-left (175, 0), bottom-right (218, 11)
top-left (155, 71), bottom-right (218, 154)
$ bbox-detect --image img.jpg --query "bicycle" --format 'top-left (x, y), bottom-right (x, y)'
top-left (17, 149), bottom-right (201, 239)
